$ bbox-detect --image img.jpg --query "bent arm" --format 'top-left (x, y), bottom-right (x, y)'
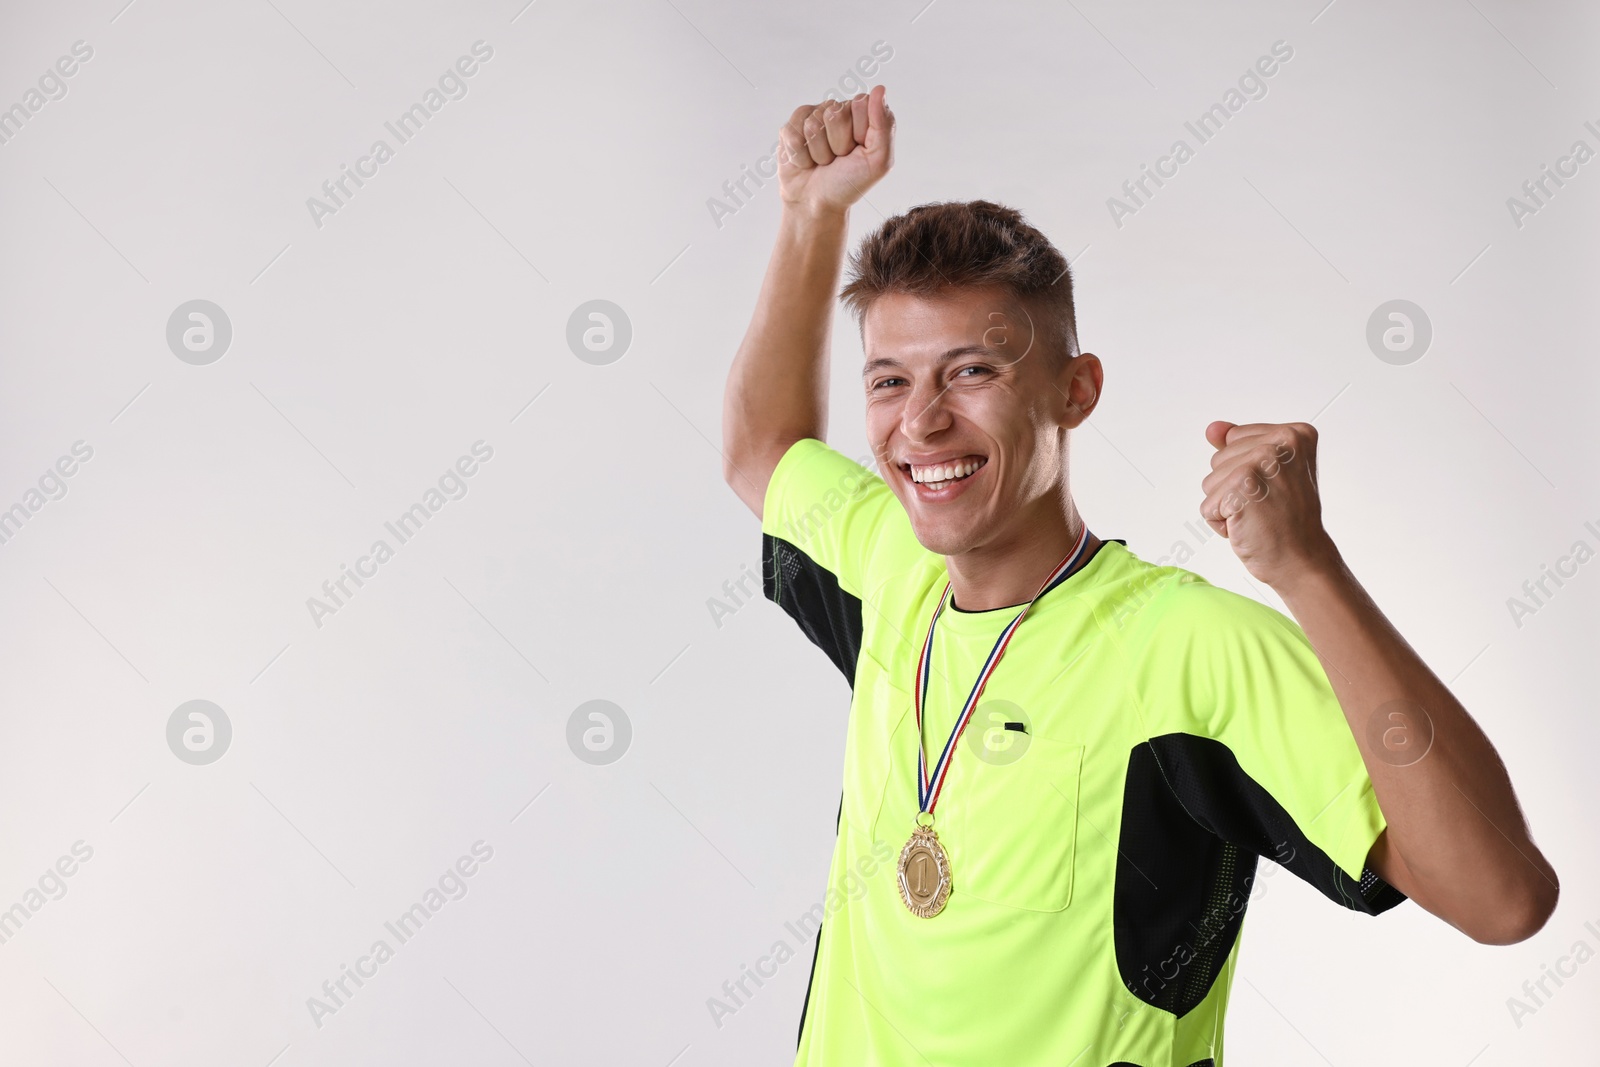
top-left (1276, 553), bottom-right (1560, 945)
top-left (721, 203), bottom-right (850, 518)
top-left (722, 87), bottom-right (894, 518)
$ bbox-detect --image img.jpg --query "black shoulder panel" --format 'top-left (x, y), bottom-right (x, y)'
top-left (1115, 734), bottom-right (1407, 1017)
top-left (1145, 734), bottom-right (1406, 915)
top-left (763, 532), bottom-right (865, 688)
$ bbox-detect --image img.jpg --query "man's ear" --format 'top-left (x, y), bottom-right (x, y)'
top-left (1057, 351), bottom-right (1103, 428)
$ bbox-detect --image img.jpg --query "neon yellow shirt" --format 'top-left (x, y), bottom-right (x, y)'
top-left (760, 438), bottom-right (1405, 1067)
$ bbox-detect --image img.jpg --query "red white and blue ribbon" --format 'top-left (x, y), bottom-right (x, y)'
top-left (913, 524), bottom-right (1093, 816)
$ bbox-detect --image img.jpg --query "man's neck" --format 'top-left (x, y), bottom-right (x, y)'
top-left (945, 496), bottom-right (1095, 612)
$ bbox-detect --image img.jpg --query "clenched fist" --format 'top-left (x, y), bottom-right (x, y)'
top-left (1200, 420), bottom-right (1339, 590)
top-left (778, 83), bottom-right (895, 216)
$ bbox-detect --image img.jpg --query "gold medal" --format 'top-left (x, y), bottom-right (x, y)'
top-left (897, 525), bottom-right (1096, 919)
top-left (897, 818), bottom-right (951, 918)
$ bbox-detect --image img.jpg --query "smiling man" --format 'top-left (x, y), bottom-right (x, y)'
top-left (720, 85), bottom-right (1559, 1067)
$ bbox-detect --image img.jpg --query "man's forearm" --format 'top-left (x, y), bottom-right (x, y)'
top-left (722, 203), bottom-right (850, 499)
top-left (1274, 546), bottom-right (1560, 944)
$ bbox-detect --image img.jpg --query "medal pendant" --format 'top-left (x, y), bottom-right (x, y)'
top-left (897, 823), bottom-right (952, 917)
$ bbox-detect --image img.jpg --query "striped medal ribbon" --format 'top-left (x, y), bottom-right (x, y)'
top-left (895, 523), bottom-right (1093, 918)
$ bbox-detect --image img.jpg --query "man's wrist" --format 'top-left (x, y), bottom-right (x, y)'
top-left (781, 199), bottom-right (850, 226)
top-left (1271, 536), bottom-right (1351, 603)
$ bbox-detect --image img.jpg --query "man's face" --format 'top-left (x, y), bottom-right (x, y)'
top-left (862, 286), bottom-right (1100, 557)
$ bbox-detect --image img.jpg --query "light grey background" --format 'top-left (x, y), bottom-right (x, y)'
top-left (0, 0), bottom-right (1595, 1064)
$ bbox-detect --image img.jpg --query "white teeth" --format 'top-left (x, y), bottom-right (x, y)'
top-left (908, 458), bottom-right (984, 485)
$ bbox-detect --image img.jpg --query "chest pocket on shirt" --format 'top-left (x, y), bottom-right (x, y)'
top-left (857, 653), bottom-right (1083, 913)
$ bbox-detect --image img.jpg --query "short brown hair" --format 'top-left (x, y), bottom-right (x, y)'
top-left (838, 199), bottom-right (1080, 373)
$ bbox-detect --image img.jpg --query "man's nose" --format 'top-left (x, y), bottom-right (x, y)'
top-left (900, 380), bottom-right (952, 439)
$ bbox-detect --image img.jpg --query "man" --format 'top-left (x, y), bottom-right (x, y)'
top-left (719, 84), bottom-right (1558, 1066)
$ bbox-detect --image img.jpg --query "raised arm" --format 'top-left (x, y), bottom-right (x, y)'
top-left (1200, 420), bottom-right (1560, 944)
top-left (721, 84), bottom-right (895, 519)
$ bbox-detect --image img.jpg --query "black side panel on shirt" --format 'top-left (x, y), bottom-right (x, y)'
top-left (765, 532), bottom-right (863, 1049)
top-left (763, 532), bottom-right (865, 688)
top-left (793, 793), bottom-right (844, 1049)
top-left (797, 915), bottom-right (823, 1049)
top-left (1115, 734), bottom-right (1407, 1017)
top-left (1114, 739), bottom-right (1253, 1017)
top-left (1107, 1059), bottom-right (1214, 1067)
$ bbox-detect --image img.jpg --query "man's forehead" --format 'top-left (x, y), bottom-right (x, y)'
top-left (862, 290), bottom-right (1036, 361)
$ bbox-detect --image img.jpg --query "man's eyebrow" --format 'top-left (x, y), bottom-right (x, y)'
top-left (861, 344), bottom-right (990, 379)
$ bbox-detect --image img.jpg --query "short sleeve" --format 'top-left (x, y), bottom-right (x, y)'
top-left (1129, 577), bottom-right (1406, 915)
top-left (760, 438), bottom-right (905, 685)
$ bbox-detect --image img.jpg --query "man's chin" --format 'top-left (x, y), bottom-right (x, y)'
top-left (906, 517), bottom-right (970, 558)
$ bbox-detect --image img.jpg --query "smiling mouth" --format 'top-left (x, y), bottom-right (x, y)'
top-left (901, 456), bottom-right (988, 491)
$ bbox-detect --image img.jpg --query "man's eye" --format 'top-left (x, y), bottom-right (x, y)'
top-left (873, 377), bottom-right (906, 390)
top-left (957, 365), bottom-right (990, 378)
